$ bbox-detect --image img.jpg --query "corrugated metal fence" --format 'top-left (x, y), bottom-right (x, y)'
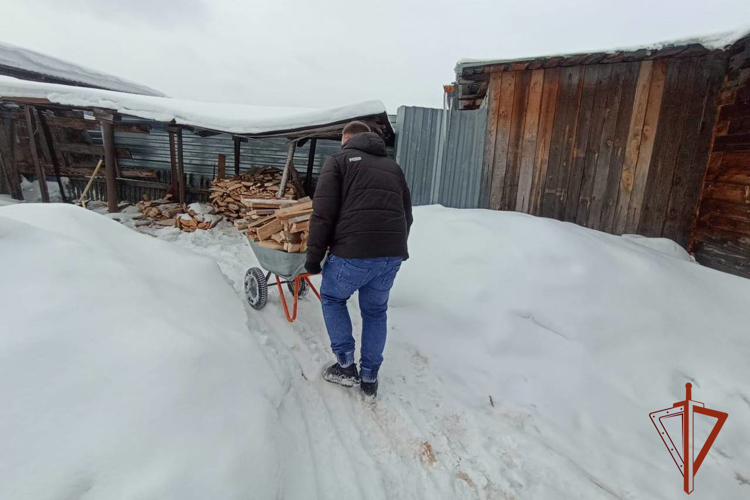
top-left (69, 116), bottom-right (396, 203)
top-left (396, 106), bottom-right (487, 208)
top-left (68, 121), bottom-right (345, 203)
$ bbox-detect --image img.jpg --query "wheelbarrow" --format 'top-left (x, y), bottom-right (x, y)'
top-left (244, 237), bottom-right (321, 323)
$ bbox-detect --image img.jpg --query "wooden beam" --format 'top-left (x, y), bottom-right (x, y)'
top-left (277, 141), bottom-right (297, 198)
top-left (24, 106), bottom-right (50, 202)
top-left (177, 128), bottom-right (186, 204)
top-left (234, 136), bottom-right (241, 175)
top-left (36, 110), bottom-right (68, 203)
top-left (168, 130), bottom-right (178, 194)
top-left (78, 159), bottom-right (104, 207)
top-left (288, 156), bottom-right (305, 198)
top-left (99, 119), bottom-right (119, 212)
top-left (0, 148), bottom-right (12, 197)
top-left (44, 115), bottom-right (150, 134)
top-left (217, 153), bottom-right (226, 180)
top-left (306, 138), bottom-right (317, 197)
top-left (16, 163), bottom-right (157, 179)
top-left (102, 119), bottom-right (121, 178)
top-left (0, 118), bottom-right (23, 200)
top-left (54, 142), bottom-right (131, 158)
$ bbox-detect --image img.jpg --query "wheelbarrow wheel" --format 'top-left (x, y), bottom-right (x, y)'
top-left (245, 267), bottom-right (267, 310)
top-left (288, 278), bottom-right (310, 298)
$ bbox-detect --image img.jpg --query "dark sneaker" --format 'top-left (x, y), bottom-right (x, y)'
top-left (322, 363), bottom-right (360, 387)
top-left (361, 379), bottom-right (378, 399)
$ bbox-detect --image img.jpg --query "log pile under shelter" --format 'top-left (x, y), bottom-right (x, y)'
top-left (239, 198), bottom-right (313, 253)
top-left (136, 197), bottom-right (223, 232)
top-left (209, 167), bottom-right (298, 221)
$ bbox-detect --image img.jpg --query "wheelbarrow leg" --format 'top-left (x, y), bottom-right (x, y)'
top-left (274, 273), bottom-right (321, 323)
top-left (302, 275), bottom-right (321, 301)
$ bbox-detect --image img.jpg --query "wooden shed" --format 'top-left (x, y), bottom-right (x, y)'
top-left (455, 28), bottom-right (750, 278)
top-left (0, 76), bottom-right (394, 211)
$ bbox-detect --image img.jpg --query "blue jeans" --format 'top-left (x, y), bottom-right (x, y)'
top-left (320, 255), bottom-right (403, 383)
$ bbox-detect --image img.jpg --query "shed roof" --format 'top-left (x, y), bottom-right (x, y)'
top-left (0, 75), bottom-right (394, 143)
top-left (455, 25), bottom-right (750, 110)
top-left (0, 41), bottom-right (164, 97)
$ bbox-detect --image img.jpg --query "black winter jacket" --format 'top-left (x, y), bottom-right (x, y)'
top-left (306, 132), bottom-right (413, 268)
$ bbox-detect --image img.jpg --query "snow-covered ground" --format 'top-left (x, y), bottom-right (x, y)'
top-left (1, 203), bottom-right (749, 500)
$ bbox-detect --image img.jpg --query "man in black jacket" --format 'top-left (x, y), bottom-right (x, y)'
top-left (305, 121), bottom-right (413, 398)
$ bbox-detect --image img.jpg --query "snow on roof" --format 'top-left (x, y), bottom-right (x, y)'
top-left (0, 41), bottom-right (164, 97)
top-left (0, 75), bottom-right (390, 137)
top-left (457, 24), bottom-right (750, 70)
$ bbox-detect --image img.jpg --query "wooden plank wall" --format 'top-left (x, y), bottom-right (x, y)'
top-left (691, 37), bottom-right (750, 278)
top-left (482, 54), bottom-right (726, 248)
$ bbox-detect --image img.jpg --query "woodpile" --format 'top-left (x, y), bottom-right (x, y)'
top-left (136, 196), bottom-right (184, 225)
top-left (136, 197), bottom-right (223, 232)
top-left (240, 197), bottom-right (313, 253)
top-left (210, 167), bottom-right (298, 221)
top-left (176, 203), bottom-right (223, 232)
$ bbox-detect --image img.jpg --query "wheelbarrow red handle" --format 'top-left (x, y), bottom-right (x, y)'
top-left (274, 273), bottom-right (321, 323)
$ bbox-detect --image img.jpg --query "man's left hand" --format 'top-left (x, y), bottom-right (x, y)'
top-left (305, 261), bottom-right (322, 275)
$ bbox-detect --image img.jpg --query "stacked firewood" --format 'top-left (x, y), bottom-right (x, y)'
top-left (136, 196), bottom-right (185, 227)
top-left (209, 167), bottom-right (298, 220)
top-left (175, 203), bottom-right (223, 232)
top-left (136, 197), bottom-right (222, 232)
top-left (240, 197), bottom-right (312, 253)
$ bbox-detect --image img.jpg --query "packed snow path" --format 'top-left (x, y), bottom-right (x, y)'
top-left (152, 224), bottom-right (548, 499)
top-left (148, 206), bottom-right (750, 500)
top-left (2, 204), bottom-right (749, 500)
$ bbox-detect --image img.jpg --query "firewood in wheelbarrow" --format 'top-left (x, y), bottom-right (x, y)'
top-left (258, 240), bottom-right (284, 250)
top-left (256, 219), bottom-right (283, 240)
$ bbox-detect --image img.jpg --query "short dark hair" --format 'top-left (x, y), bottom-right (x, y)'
top-left (342, 121), bottom-right (371, 137)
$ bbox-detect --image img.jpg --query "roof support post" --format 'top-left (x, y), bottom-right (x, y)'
top-left (277, 140), bottom-right (297, 198)
top-left (217, 153), bottom-right (226, 180)
top-left (176, 128), bottom-right (186, 204)
top-left (168, 128), bottom-right (178, 195)
top-left (24, 106), bottom-right (50, 203)
top-left (36, 109), bottom-right (68, 203)
top-left (305, 138), bottom-right (317, 198)
top-left (98, 114), bottom-right (119, 212)
top-left (233, 136), bottom-right (241, 175)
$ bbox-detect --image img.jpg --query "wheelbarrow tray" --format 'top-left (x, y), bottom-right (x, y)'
top-left (246, 237), bottom-right (307, 280)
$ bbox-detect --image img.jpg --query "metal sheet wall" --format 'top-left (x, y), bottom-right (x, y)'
top-left (396, 106), bottom-right (487, 208)
top-left (114, 124), bottom-right (344, 183)
top-left (110, 119), bottom-right (395, 202)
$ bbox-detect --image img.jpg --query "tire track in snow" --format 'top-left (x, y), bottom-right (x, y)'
top-left (151, 224), bottom-right (620, 500)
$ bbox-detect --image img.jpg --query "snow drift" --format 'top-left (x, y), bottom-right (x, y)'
top-left (1, 203), bottom-right (749, 499)
top-left (390, 206), bottom-right (750, 498)
top-left (0, 205), bottom-right (288, 499)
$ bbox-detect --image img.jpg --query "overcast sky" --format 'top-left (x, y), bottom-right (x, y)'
top-left (1, 0), bottom-right (748, 112)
